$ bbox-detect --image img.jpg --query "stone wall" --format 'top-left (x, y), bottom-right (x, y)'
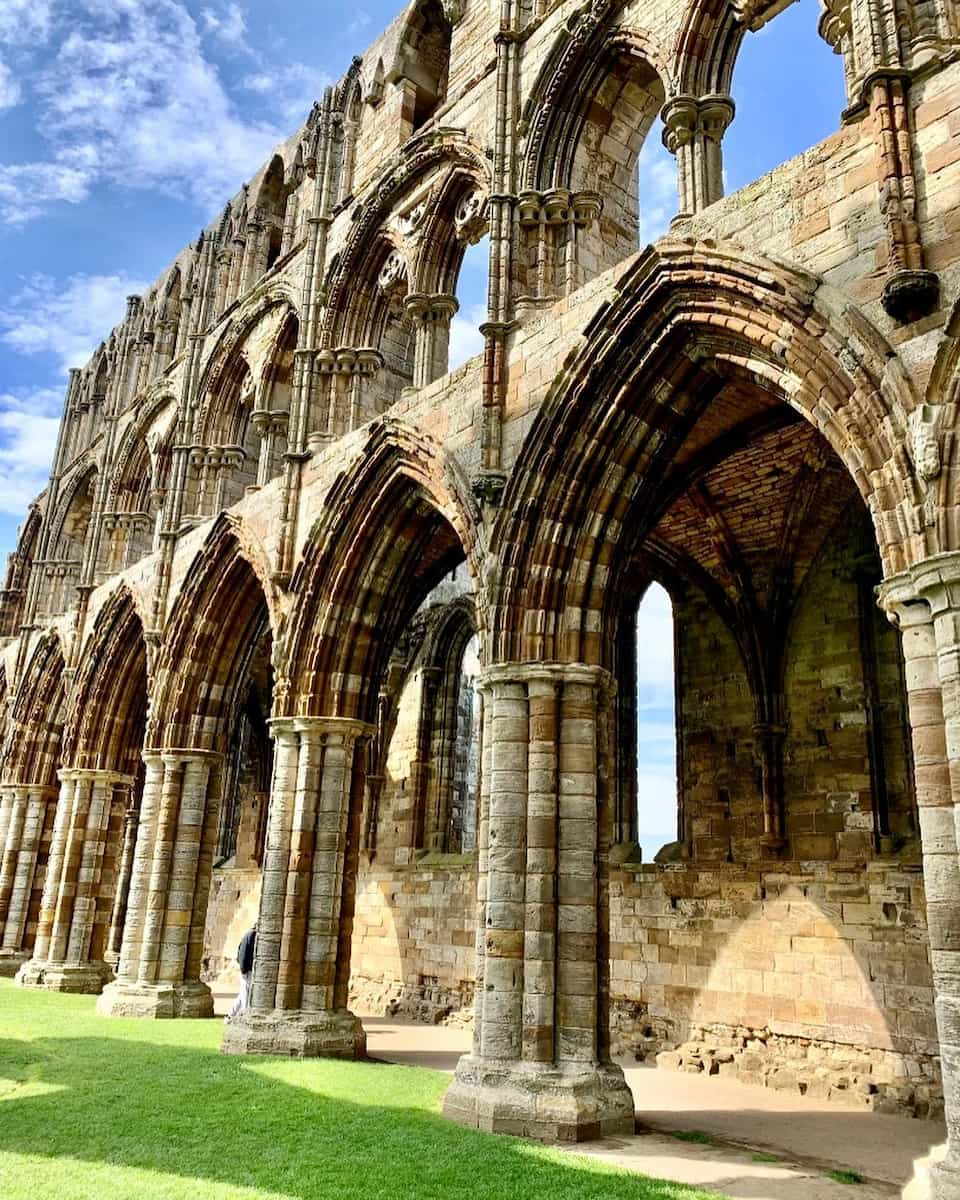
top-left (346, 854), bottom-right (941, 1117)
top-left (350, 859), bottom-right (476, 1023)
top-left (201, 867), bottom-right (261, 993)
top-left (610, 860), bottom-right (940, 1119)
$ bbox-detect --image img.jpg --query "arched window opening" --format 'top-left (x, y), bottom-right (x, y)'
top-left (634, 582), bottom-right (679, 864)
top-left (337, 81), bottom-right (363, 206)
top-left (159, 267), bottom-right (183, 367)
top-left (724, 0), bottom-right (847, 193)
top-left (215, 632), bottom-right (273, 869)
top-left (447, 631), bottom-right (480, 853)
top-left (393, 0), bottom-right (453, 135)
top-left (449, 233), bottom-right (489, 372)
top-left (100, 436), bottom-right (157, 578)
top-left (192, 357), bottom-right (260, 519)
top-left (260, 157), bottom-right (288, 272)
top-left (365, 564), bottom-right (480, 864)
top-left (521, 40), bottom-right (666, 303)
top-left (254, 314), bottom-right (296, 486)
top-left (0, 506), bottom-right (40, 638)
top-left (40, 469), bottom-right (97, 618)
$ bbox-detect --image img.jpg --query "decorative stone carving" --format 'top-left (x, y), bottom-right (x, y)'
top-left (909, 403), bottom-right (943, 526)
top-left (397, 200), bottom-right (429, 239)
top-left (377, 249), bottom-right (408, 300)
top-left (441, 0), bottom-right (466, 23)
top-left (454, 189), bottom-right (488, 243)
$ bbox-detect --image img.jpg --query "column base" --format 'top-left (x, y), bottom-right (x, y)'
top-left (930, 1147), bottom-right (960, 1200)
top-left (443, 1055), bottom-right (635, 1143)
top-left (0, 950), bottom-right (29, 978)
top-left (96, 979), bottom-right (214, 1019)
top-left (221, 1008), bottom-right (367, 1059)
top-left (16, 960), bottom-right (114, 994)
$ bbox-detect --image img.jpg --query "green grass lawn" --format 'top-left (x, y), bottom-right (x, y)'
top-left (0, 980), bottom-right (721, 1200)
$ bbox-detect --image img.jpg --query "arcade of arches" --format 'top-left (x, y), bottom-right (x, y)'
top-left (4, 0), bottom-right (960, 1194)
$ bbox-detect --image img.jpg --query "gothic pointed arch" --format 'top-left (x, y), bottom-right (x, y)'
top-left (490, 240), bottom-right (921, 666)
top-left (519, 13), bottom-right (668, 292)
top-left (282, 419), bottom-right (484, 721)
top-left (0, 505), bottom-right (42, 638)
top-left (62, 586), bottom-right (149, 775)
top-left (3, 632), bottom-right (67, 788)
top-left (148, 515), bottom-right (278, 752)
top-left (322, 131), bottom-right (491, 344)
top-left (391, 0), bottom-right (453, 132)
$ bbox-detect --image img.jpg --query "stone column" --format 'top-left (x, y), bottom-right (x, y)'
top-left (404, 295), bottom-right (459, 391)
top-left (443, 663), bottom-right (634, 1142)
top-left (0, 784), bottom-right (56, 976)
top-left (880, 557), bottom-right (960, 1198)
top-left (105, 785), bottom-right (139, 966)
top-left (251, 410), bottom-right (290, 489)
top-left (97, 750), bottom-right (222, 1018)
top-left (17, 768), bottom-right (132, 993)
top-left (222, 716), bottom-right (370, 1058)
top-left (661, 94), bottom-right (735, 222)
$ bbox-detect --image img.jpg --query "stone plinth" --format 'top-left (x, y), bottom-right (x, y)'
top-left (221, 1008), bottom-right (366, 1059)
top-left (0, 950), bottom-right (29, 977)
top-left (16, 959), bottom-right (113, 994)
top-left (443, 1056), bottom-right (635, 1142)
top-left (96, 979), bottom-right (214, 1019)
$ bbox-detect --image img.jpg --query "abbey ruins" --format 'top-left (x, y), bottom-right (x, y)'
top-left (2, 0), bottom-right (960, 1191)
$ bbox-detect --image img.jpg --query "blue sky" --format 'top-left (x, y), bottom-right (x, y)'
top-left (0, 0), bottom-right (844, 853)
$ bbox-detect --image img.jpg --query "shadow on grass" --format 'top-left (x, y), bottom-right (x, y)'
top-left (0, 1024), bottom-right (717, 1200)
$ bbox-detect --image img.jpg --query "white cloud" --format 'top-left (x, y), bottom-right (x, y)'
top-left (0, 56), bottom-right (19, 109)
top-left (636, 582), bottom-right (678, 855)
top-left (0, 272), bottom-right (148, 372)
top-left (345, 11), bottom-right (372, 37)
top-left (0, 161), bottom-right (91, 225)
top-left (637, 136), bottom-right (677, 245)
top-left (202, 3), bottom-right (248, 47)
top-left (448, 304), bottom-right (486, 372)
top-left (0, 0), bottom-right (53, 44)
top-left (241, 61), bottom-right (331, 124)
top-left (0, 388), bottom-right (62, 516)
top-left (0, 0), bottom-right (288, 224)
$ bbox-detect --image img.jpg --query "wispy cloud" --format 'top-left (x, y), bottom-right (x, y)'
top-left (0, 272), bottom-right (148, 373)
top-left (202, 3), bottom-right (249, 48)
top-left (637, 136), bottom-right (677, 245)
top-left (0, 387), bottom-right (62, 515)
top-left (0, 0), bottom-right (287, 224)
top-left (0, 56), bottom-right (20, 109)
top-left (449, 303), bottom-right (486, 372)
top-left (241, 60), bottom-right (330, 124)
top-left (0, 0), bottom-right (53, 44)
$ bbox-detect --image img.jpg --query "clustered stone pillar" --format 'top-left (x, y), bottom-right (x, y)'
top-left (310, 347), bottom-right (384, 447)
top-left (881, 556), bottom-right (960, 1197)
top-left (404, 294), bottom-right (459, 391)
top-left (105, 786), bottom-right (139, 966)
top-left (661, 94), bottom-right (735, 222)
top-left (515, 190), bottom-right (603, 310)
top-left (250, 409), bottom-right (289, 489)
top-left (189, 446), bottom-right (246, 519)
top-left (444, 663), bottom-right (635, 1141)
top-left (222, 716), bottom-right (370, 1058)
top-left (17, 767), bottom-right (132, 993)
top-left (0, 784), bottom-right (56, 976)
top-left (97, 750), bottom-right (222, 1018)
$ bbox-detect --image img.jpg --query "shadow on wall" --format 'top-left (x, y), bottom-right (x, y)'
top-left (612, 865), bottom-right (940, 1115)
top-left (350, 861), bottom-right (476, 1022)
